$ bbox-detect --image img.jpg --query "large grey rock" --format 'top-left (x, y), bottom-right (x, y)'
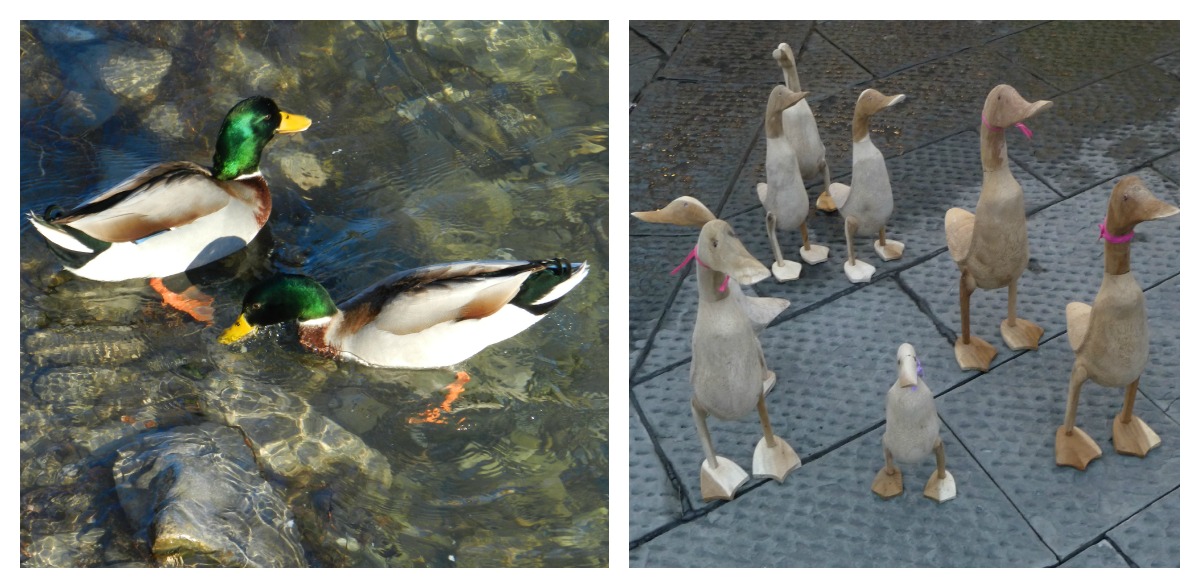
top-left (98, 44), bottom-right (171, 100)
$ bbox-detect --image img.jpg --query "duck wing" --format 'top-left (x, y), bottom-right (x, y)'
top-left (944, 207), bottom-right (975, 265)
top-left (828, 182), bottom-right (851, 211)
top-left (51, 162), bottom-right (231, 243)
top-left (1065, 301), bottom-right (1092, 352)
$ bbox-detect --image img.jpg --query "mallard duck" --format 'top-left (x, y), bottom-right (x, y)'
top-left (828, 88), bottom-right (906, 283)
top-left (219, 258), bottom-right (589, 369)
top-left (28, 96), bottom-right (311, 283)
top-left (945, 84), bottom-right (1051, 371)
top-left (1056, 176), bottom-right (1178, 470)
top-left (872, 343), bottom-right (955, 503)
top-left (772, 42), bottom-right (835, 213)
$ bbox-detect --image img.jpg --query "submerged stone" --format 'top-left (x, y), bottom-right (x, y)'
top-left (98, 44), bottom-right (172, 100)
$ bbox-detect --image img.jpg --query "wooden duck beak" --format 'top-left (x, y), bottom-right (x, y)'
top-left (984, 84), bottom-right (1053, 128)
top-left (1107, 176), bottom-right (1180, 234)
top-left (766, 85), bottom-right (810, 137)
top-left (773, 42), bottom-right (795, 69)
top-left (631, 196), bottom-right (717, 227)
top-left (698, 220), bottom-right (770, 285)
top-left (896, 343), bottom-right (920, 388)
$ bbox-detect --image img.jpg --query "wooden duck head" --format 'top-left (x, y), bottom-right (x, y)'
top-left (631, 196), bottom-right (717, 227)
top-left (696, 220), bottom-right (770, 287)
top-left (980, 85), bottom-right (1052, 170)
top-left (772, 42), bottom-right (800, 90)
top-left (852, 89), bottom-right (906, 142)
top-left (1102, 176), bottom-right (1179, 275)
top-left (895, 343), bottom-right (920, 388)
top-left (765, 85), bottom-right (809, 139)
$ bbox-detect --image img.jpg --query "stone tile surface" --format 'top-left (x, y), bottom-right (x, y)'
top-left (1059, 540), bottom-right (1130, 568)
top-left (1141, 276), bottom-right (1179, 422)
top-left (1151, 152), bottom-right (1179, 185)
top-left (818, 20), bottom-right (1039, 77)
top-left (1108, 487), bottom-right (1180, 568)
top-left (660, 21), bottom-right (814, 84)
top-left (630, 21), bottom-right (689, 59)
top-left (629, 401), bottom-right (684, 539)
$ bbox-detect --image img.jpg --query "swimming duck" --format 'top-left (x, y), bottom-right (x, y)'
top-left (1056, 176), bottom-right (1178, 470)
top-left (219, 258), bottom-right (589, 370)
top-left (945, 85), bottom-right (1052, 371)
top-left (686, 220), bottom-right (800, 501)
top-left (827, 88), bottom-right (906, 283)
top-left (757, 85), bottom-right (829, 282)
top-left (632, 196), bottom-right (790, 331)
top-left (872, 343), bottom-right (955, 503)
top-left (772, 42), bottom-right (835, 214)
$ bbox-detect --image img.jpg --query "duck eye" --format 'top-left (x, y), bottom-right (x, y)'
top-left (710, 238), bottom-right (718, 248)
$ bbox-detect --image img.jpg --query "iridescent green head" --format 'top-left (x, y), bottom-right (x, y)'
top-left (212, 96), bottom-right (311, 181)
top-left (219, 274), bottom-right (336, 344)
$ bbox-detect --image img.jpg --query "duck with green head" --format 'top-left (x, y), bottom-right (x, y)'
top-left (220, 258), bottom-right (590, 369)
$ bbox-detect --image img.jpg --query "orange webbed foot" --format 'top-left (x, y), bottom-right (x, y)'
top-left (408, 371), bottom-right (471, 424)
top-left (149, 278), bottom-right (214, 323)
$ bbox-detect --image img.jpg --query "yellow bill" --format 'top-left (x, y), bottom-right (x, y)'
top-left (219, 314), bottom-right (257, 344)
top-left (278, 111), bottom-right (312, 134)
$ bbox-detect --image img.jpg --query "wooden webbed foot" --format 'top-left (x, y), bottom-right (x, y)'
top-left (871, 466), bottom-right (902, 499)
top-left (752, 436), bottom-right (801, 482)
top-left (771, 260), bottom-right (802, 282)
top-left (815, 190), bottom-right (837, 213)
top-left (1056, 425), bottom-right (1102, 470)
top-left (1112, 415), bottom-right (1161, 458)
top-left (954, 335), bottom-right (997, 372)
top-left (799, 243), bottom-right (829, 264)
top-left (873, 239), bottom-right (905, 261)
top-left (923, 470), bottom-right (956, 503)
top-left (1000, 317), bottom-right (1043, 351)
top-left (700, 456), bottom-right (749, 502)
top-left (843, 259), bottom-right (876, 283)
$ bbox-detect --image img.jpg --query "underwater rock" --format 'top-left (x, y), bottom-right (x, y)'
top-left (98, 45), bottom-right (172, 100)
top-left (23, 326), bottom-right (148, 368)
top-left (22, 528), bottom-right (106, 567)
top-left (279, 150), bottom-right (328, 190)
top-left (112, 422), bottom-right (306, 567)
top-left (142, 103), bottom-right (186, 140)
top-left (416, 21), bottom-right (577, 85)
top-left (401, 168), bottom-right (514, 259)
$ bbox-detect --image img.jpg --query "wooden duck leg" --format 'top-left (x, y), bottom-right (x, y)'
top-left (923, 438), bottom-right (956, 503)
top-left (752, 396), bottom-right (801, 482)
top-left (871, 447), bottom-right (903, 498)
top-left (954, 271), bottom-right (997, 371)
top-left (1056, 363), bottom-right (1102, 470)
top-left (999, 280), bottom-right (1043, 350)
top-left (798, 222), bottom-right (829, 264)
top-left (1112, 378), bottom-right (1162, 458)
top-left (843, 216), bottom-right (876, 283)
top-left (765, 211), bottom-right (802, 282)
top-left (693, 399), bottom-right (748, 501)
top-left (815, 158), bottom-right (837, 213)
top-left (873, 227), bottom-right (905, 262)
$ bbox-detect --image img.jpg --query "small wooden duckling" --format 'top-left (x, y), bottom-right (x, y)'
top-left (872, 343), bottom-right (955, 503)
top-left (632, 196), bottom-right (790, 330)
top-left (827, 89), bottom-right (906, 283)
top-left (945, 84), bottom-right (1052, 371)
top-left (687, 220), bottom-right (801, 501)
top-left (772, 42), bottom-right (835, 214)
top-left (757, 85), bottom-right (830, 282)
top-left (1056, 176), bottom-right (1179, 471)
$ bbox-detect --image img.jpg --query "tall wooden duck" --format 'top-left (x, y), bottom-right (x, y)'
top-left (686, 220), bottom-right (801, 501)
top-left (632, 196), bottom-right (790, 330)
top-left (827, 89), bottom-right (906, 283)
top-left (872, 343), bottom-right (955, 503)
top-left (945, 85), bottom-right (1052, 371)
top-left (1056, 176), bottom-right (1178, 470)
top-left (757, 85), bottom-right (829, 282)
top-left (772, 42), bottom-right (835, 214)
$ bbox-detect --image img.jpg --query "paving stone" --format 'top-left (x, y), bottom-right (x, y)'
top-left (1151, 152), bottom-right (1179, 185)
top-left (899, 171), bottom-right (1180, 369)
top-left (660, 21), bottom-right (814, 84)
top-left (630, 233), bottom-right (693, 373)
top-left (633, 278), bottom-right (965, 505)
top-left (1153, 52), bottom-right (1179, 78)
top-left (630, 400), bottom-right (684, 540)
top-left (630, 59), bottom-right (660, 103)
top-left (628, 424), bottom-right (1057, 567)
top-left (630, 21), bottom-right (689, 58)
top-left (1141, 276), bottom-right (1179, 423)
top-left (789, 31), bottom-right (873, 103)
top-left (1059, 540), bottom-right (1130, 568)
top-left (816, 21), bottom-right (1040, 78)
top-left (989, 21), bottom-right (1180, 92)
top-left (938, 336), bottom-right (1180, 559)
top-left (1006, 66), bottom-right (1179, 196)
top-left (630, 27), bottom-right (662, 64)
top-left (1109, 487), bottom-right (1179, 568)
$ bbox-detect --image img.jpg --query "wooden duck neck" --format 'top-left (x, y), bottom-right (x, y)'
top-left (782, 66), bottom-right (801, 93)
top-left (1104, 241), bottom-right (1133, 276)
top-left (696, 264), bottom-right (732, 303)
top-left (852, 110), bottom-right (873, 143)
top-left (980, 125), bottom-right (1009, 172)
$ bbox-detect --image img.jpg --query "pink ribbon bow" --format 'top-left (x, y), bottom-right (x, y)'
top-left (671, 246), bottom-right (729, 292)
top-left (982, 113), bottom-right (1033, 140)
top-left (1099, 216), bottom-right (1134, 244)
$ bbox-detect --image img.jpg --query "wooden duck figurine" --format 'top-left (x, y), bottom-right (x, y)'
top-left (1056, 176), bottom-right (1178, 470)
top-left (686, 220), bottom-right (801, 501)
top-left (772, 42), bottom-right (835, 214)
top-left (632, 196), bottom-right (790, 331)
top-left (872, 343), bottom-right (955, 503)
top-left (757, 85), bottom-right (830, 282)
top-left (945, 85), bottom-right (1052, 371)
top-left (827, 89), bottom-right (906, 283)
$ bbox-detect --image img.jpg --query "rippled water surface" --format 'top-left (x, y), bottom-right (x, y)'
top-left (20, 21), bottom-right (608, 567)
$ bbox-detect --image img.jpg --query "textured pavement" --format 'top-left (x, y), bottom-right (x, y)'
top-left (628, 21), bottom-right (1179, 568)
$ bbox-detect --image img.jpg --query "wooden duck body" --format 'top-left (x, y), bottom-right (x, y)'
top-left (965, 162), bottom-right (1029, 290)
top-left (882, 380), bottom-right (940, 464)
top-left (690, 266), bottom-right (767, 420)
top-left (839, 135), bottom-right (894, 236)
top-left (763, 135), bottom-right (809, 231)
top-left (1073, 273), bottom-right (1148, 387)
top-left (775, 42), bottom-right (825, 180)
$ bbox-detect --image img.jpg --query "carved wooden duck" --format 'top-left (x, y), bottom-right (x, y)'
top-left (827, 88), bottom-right (906, 283)
top-left (772, 42), bottom-right (835, 214)
top-left (757, 85), bottom-right (829, 282)
top-left (1056, 176), bottom-right (1178, 470)
top-left (872, 343), bottom-right (955, 503)
top-left (687, 220), bottom-right (801, 501)
top-left (945, 84), bottom-right (1052, 371)
top-left (632, 196), bottom-right (790, 330)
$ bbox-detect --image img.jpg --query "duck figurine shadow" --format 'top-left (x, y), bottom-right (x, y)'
top-left (1056, 176), bottom-right (1178, 471)
top-left (772, 42), bottom-right (836, 214)
top-left (827, 88), bottom-right (906, 283)
top-left (945, 84), bottom-right (1052, 371)
top-left (683, 220), bottom-right (801, 501)
top-left (757, 85), bottom-right (830, 282)
top-left (872, 343), bottom-right (955, 503)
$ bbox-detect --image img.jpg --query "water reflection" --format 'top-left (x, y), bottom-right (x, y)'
top-left (20, 20), bottom-right (608, 567)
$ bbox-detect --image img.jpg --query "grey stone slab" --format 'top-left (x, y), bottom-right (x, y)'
top-left (989, 21), bottom-right (1179, 92)
top-left (1151, 152), bottom-right (1179, 185)
top-left (630, 21), bottom-right (689, 58)
top-left (630, 400), bottom-right (684, 540)
top-left (790, 30), bottom-right (873, 103)
top-left (1059, 540), bottom-right (1130, 568)
top-left (660, 21), bottom-right (814, 84)
top-left (938, 336), bottom-right (1180, 558)
top-left (633, 278), bottom-right (965, 505)
top-left (630, 542), bottom-right (649, 567)
top-left (1142, 276), bottom-right (1179, 423)
top-left (632, 424), bottom-right (1057, 567)
top-left (630, 27), bottom-right (662, 64)
top-left (1006, 66), bottom-right (1179, 196)
top-left (900, 171), bottom-right (1180, 369)
top-left (630, 59), bottom-right (660, 103)
top-left (1109, 487), bottom-right (1179, 568)
top-left (630, 233), bottom-right (693, 372)
top-left (1154, 51), bottom-right (1179, 78)
top-left (817, 20), bottom-right (1040, 77)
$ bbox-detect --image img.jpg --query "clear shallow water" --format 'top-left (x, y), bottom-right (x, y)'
top-left (20, 21), bottom-right (608, 567)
